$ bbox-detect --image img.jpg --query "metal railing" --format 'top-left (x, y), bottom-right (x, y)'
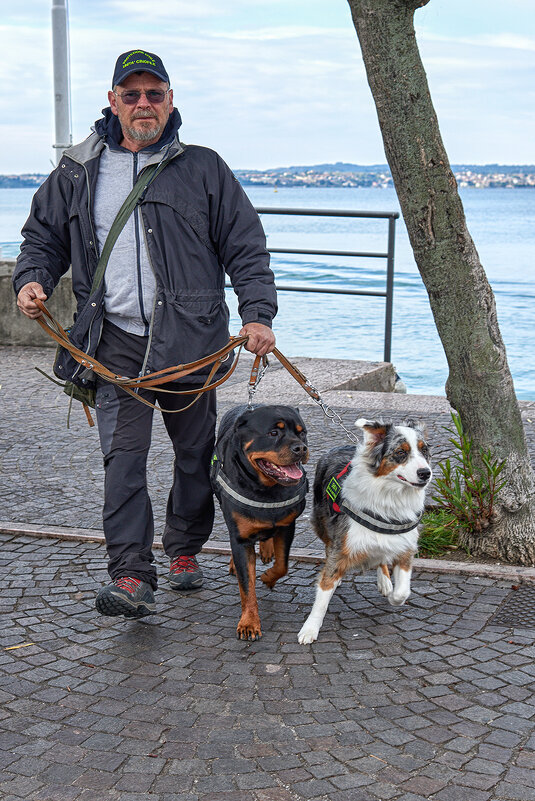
top-left (226, 207), bottom-right (399, 363)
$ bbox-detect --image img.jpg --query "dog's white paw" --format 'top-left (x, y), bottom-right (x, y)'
top-left (388, 591), bottom-right (409, 607)
top-left (298, 623), bottom-right (319, 644)
top-left (377, 569), bottom-right (393, 597)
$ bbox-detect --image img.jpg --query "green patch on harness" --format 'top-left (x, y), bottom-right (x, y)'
top-left (211, 453), bottom-right (218, 467)
top-left (326, 476), bottom-right (341, 502)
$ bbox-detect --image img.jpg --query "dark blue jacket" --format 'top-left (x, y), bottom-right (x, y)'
top-left (13, 108), bottom-right (277, 385)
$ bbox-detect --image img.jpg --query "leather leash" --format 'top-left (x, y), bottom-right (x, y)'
top-left (34, 299), bottom-right (248, 391)
top-left (33, 299), bottom-right (327, 422)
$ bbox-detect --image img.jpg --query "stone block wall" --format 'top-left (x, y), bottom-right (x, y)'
top-left (0, 260), bottom-right (77, 346)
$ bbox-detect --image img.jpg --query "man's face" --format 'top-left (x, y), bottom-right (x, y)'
top-left (108, 72), bottom-right (174, 149)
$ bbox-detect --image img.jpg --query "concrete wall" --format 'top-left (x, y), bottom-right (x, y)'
top-left (1, 259), bottom-right (77, 346)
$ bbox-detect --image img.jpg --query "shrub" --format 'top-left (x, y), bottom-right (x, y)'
top-left (419, 412), bottom-right (507, 557)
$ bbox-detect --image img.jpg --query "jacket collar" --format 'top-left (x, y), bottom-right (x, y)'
top-left (63, 107), bottom-right (184, 167)
top-left (93, 106), bottom-right (183, 152)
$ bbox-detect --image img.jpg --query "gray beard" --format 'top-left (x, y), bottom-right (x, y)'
top-left (123, 120), bottom-right (163, 142)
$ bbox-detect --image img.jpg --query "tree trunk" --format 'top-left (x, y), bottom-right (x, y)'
top-left (347, 0), bottom-right (535, 563)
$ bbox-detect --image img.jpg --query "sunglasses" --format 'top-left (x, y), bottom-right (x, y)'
top-left (114, 89), bottom-right (169, 105)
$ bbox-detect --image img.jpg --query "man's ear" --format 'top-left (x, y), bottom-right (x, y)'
top-left (108, 89), bottom-right (119, 116)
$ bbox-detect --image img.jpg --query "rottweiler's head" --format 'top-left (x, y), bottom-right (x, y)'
top-left (235, 405), bottom-right (309, 487)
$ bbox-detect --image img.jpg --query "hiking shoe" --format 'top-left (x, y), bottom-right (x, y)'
top-left (168, 555), bottom-right (203, 590)
top-left (95, 577), bottom-right (156, 618)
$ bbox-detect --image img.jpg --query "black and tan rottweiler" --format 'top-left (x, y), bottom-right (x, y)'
top-left (211, 404), bottom-right (309, 641)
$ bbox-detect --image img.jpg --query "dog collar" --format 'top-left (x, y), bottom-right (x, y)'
top-left (338, 502), bottom-right (422, 535)
top-left (326, 462), bottom-right (422, 535)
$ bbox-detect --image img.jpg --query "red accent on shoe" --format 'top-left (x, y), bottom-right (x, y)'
top-left (114, 577), bottom-right (142, 594)
top-left (170, 555), bottom-right (199, 575)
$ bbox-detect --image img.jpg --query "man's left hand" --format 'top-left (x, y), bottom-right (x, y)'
top-left (240, 323), bottom-right (276, 356)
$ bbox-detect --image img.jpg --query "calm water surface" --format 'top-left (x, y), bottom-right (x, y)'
top-left (1, 184), bottom-right (533, 399)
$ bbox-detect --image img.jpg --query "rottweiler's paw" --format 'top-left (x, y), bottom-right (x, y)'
top-left (237, 617), bottom-right (262, 641)
top-left (261, 567), bottom-right (286, 589)
top-left (258, 539), bottom-right (275, 564)
top-left (228, 557), bottom-right (237, 576)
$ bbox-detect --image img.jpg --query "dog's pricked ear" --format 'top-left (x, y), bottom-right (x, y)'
top-left (355, 417), bottom-right (372, 430)
top-left (356, 418), bottom-right (389, 446)
top-left (404, 418), bottom-right (428, 438)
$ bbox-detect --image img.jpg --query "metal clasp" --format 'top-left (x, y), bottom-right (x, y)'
top-left (248, 356), bottom-right (269, 408)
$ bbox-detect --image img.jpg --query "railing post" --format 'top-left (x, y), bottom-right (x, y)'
top-left (384, 216), bottom-right (396, 363)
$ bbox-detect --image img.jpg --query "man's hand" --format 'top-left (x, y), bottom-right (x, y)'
top-left (17, 282), bottom-right (47, 319)
top-left (240, 322), bottom-right (276, 356)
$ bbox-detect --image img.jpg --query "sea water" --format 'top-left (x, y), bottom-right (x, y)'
top-left (1, 184), bottom-right (533, 399)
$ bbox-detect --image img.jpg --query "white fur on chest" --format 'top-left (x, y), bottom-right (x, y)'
top-left (345, 520), bottom-right (419, 569)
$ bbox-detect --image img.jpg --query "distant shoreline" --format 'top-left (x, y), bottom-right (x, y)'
top-left (2, 163), bottom-right (535, 190)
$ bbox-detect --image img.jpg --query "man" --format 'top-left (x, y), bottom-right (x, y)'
top-left (14, 49), bottom-right (277, 618)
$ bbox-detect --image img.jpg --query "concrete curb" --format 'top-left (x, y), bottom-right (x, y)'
top-left (3, 520), bottom-right (534, 583)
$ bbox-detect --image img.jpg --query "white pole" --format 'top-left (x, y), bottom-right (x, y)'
top-left (51, 0), bottom-right (72, 165)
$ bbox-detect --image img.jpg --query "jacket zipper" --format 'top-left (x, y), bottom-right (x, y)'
top-left (132, 153), bottom-right (151, 333)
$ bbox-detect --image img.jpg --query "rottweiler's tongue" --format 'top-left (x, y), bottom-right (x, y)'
top-left (278, 463), bottom-right (303, 480)
top-left (257, 460), bottom-right (303, 482)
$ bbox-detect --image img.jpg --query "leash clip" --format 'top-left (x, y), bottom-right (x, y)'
top-left (248, 355), bottom-right (269, 408)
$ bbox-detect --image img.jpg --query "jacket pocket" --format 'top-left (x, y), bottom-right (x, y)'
top-left (147, 194), bottom-right (216, 254)
top-left (152, 290), bottom-right (230, 371)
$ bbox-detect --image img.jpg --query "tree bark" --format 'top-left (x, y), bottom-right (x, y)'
top-left (347, 0), bottom-right (535, 563)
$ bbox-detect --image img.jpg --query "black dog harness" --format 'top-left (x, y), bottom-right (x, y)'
top-left (211, 453), bottom-right (307, 512)
top-left (326, 462), bottom-right (423, 535)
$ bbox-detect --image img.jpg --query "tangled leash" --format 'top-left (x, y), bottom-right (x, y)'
top-left (34, 299), bottom-right (360, 442)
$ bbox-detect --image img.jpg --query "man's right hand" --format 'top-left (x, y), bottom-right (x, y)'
top-left (17, 282), bottom-right (47, 318)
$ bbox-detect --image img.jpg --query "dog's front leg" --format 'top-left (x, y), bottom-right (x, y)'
top-left (261, 524), bottom-right (294, 589)
top-left (298, 566), bottom-right (341, 645)
top-left (258, 539), bottom-right (274, 564)
top-left (388, 550), bottom-right (414, 606)
top-left (230, 537), bottom-right (262, 640)
top-left (377, 564), bottom-right (393, 597)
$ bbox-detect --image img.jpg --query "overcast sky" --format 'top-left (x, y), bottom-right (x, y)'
top-left (2, 0), bottom-right (534, 173)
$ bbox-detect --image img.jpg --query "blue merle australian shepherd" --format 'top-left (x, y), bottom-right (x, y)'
top-left (298, 418), bottom-right (432, 644)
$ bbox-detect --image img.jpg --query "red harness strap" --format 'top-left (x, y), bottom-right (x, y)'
top-left (329, 462), bottom-right (352, 513)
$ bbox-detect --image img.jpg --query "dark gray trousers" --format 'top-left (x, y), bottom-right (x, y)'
top-left (95, 322), bottom-right (216, 589)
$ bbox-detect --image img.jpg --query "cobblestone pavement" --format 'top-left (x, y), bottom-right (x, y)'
top-left (2, 346), bottom-right (534, 553)
top-left (2, 533), bottom-right (535, 801)
top-left (3, 347), bottom-right (535, 800)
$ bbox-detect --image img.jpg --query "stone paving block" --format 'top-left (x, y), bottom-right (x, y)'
top-left (434, 788), bottom-right (493, 801)
top-left (490, 784), bottom-right (535, 801)
top-left (330, 789), bottom-right (379, 801)
top-left (453, 772), bottom-right (502, 791)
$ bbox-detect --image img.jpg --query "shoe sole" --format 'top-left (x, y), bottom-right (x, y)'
top-left (168, 576), bottom-right (203, 591)
top-left (95, 591), bottom-right (156, 618)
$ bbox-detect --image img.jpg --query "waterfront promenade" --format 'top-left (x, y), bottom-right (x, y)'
top-left (2, 345), bottom-right (535, 801)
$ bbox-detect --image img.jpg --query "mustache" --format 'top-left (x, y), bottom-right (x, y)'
top-left (132, 111), bottom-right (157, 120)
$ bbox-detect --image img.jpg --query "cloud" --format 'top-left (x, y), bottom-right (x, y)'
top-left (2, 1), bottom-right (534, 172)
top-left (106, 0), bottom-right (219, 20)
top-left (419, 29), bottom-right (535, 52)
top-left (213, 26), bottom-right (350, 41)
